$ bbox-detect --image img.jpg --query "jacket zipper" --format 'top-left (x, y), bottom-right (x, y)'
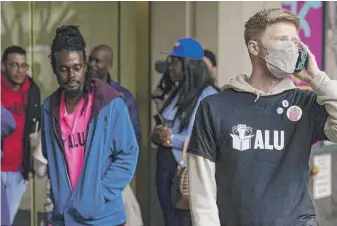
top-left (52, 116), bottom-right (72, 189)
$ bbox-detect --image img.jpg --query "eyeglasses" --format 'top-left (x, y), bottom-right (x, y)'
top-left (5, 61), bottom-right (30, 72)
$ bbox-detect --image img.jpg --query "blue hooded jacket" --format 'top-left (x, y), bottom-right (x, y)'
top-left (41, 79), bottom-right (139, 225)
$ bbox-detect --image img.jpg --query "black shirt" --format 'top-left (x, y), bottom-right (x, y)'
top-left (188, 88), bottom-right (328, 226)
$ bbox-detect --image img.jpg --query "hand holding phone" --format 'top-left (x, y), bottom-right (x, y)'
top-left (293, 41), bottom-right (321, 84)
top-left (293, 49), bottom-right (308, 74)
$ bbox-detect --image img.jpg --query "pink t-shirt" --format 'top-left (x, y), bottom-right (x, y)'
top-left (59, 91), bottom-right (94, 189)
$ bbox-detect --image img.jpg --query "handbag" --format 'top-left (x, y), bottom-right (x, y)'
top-left (171, 136), bottom-right (190, 210)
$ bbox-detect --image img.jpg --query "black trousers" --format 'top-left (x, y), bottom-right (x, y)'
top-left (156, 148), bottom-right (192, 226)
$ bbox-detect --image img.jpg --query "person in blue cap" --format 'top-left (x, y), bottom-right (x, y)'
top-left (151, 37), bottom-right (218, 226)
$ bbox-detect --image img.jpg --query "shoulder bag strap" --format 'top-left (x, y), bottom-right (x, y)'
top-left (177, 136), bottom-right (189, 169)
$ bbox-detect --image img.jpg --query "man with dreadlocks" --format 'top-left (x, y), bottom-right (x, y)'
top-left (40, 25), bottom-right (139, 225)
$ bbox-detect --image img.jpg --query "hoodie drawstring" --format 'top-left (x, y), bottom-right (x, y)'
top-left (254, 90), bottom-right (260, 102)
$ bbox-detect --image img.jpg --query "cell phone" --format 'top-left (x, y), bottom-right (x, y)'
top-left (153, 114), bottom-right (165, 125)
top-left (294, 49), bottom-right (308, 74)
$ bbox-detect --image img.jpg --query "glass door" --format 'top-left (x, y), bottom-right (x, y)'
top-left (1, 2), bottom-right (119, 225)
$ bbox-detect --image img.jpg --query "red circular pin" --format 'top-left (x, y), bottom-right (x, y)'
top-left (286, 105), bottom-right (302, 122)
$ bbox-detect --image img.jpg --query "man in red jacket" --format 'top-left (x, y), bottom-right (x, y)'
top-left (1, 45), bottom-right (41, 223)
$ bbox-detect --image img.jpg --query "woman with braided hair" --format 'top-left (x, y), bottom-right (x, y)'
top-left (151, 37), bottom-right (218, 226)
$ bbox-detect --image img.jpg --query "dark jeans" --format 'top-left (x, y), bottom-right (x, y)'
top-left (156, 148), bottom-right (192, 226)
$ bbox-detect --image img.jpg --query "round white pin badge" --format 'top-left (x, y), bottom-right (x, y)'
top-left (277, 107), bottom-right (284, 115)
top-left (286, 106), bottom-right (302, 122)
top-left (282, 100), bottom-right (289, 108)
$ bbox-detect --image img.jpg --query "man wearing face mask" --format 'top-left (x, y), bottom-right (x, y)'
top-left (188, 8), bottom-right (337, 226)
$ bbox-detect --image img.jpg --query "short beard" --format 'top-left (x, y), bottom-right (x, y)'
top-left (64, 88), bottom-right (82, 99)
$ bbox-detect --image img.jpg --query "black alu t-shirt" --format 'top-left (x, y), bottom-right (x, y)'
top-left (188, 88), bottom-right (329, 226)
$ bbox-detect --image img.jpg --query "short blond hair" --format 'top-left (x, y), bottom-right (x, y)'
top-left (244, 8), bottom-right (300, 44)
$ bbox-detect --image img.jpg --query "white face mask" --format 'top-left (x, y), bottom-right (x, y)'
top-left (263, 41), bottom-right (299, 79)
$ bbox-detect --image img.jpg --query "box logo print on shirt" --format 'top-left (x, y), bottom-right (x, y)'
top-left (230, 124), bottom-right (254, 151)
top-left (230, 124), bottom-right (285, 151)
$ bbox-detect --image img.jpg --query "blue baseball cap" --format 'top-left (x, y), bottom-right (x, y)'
top-left (161, 37), bottom-right (204, 60)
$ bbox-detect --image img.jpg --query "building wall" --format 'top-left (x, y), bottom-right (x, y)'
top-left (150, 1), bottom-right (282, 92)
